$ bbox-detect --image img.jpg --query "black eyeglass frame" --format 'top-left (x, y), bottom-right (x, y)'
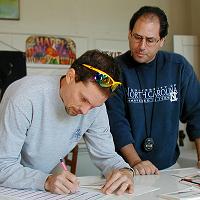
top-left (131, 32), bottom-right (161, 47)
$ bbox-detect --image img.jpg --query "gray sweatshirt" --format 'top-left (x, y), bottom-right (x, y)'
top-left (0, 75), bottom-right (130, 191)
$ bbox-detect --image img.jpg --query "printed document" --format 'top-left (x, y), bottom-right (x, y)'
top-left (0, 176), bottom-right (159, 200)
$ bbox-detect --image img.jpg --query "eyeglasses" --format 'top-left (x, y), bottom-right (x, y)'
top-left (131, 32), bottom-right (160, 47)
top-left (82, 64), bottom-right (122, 92)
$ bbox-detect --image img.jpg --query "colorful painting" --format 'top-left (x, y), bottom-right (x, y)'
top-left (0, 0), bottom-right (19, 20)
top-left (26, 36), bottom-right (76, 65)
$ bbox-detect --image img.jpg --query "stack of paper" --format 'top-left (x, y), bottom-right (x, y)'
top-left (159, 187), bottom-right (200, 200)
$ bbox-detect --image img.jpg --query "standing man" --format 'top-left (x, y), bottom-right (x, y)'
top-left (0, 49), bottom-right (134, 195)
top-left (106, 6), bottom-right (200, 175)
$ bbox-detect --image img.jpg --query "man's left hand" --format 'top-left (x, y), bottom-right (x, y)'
top-left (101, 168), bottom-right (134, 195)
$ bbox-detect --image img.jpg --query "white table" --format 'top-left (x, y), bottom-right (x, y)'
top-left (126, 167), bottom-right (198, 200)
top-left (0, 168), bottom-right (198, 200)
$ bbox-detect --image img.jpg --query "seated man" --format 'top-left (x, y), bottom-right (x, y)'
top-left (0, 49), bottom-right (133, 195)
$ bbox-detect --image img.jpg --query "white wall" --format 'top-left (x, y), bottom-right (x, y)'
top-left (190, 0), bottom-right (200, 36)
top-left (0, 0), bottom-right (193, 53)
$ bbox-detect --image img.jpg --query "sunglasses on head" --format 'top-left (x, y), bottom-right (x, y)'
top-left (82, 64), bottom-right (122, 92)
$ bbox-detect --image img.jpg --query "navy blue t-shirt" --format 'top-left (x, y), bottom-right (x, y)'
top-left (106, 50), bottom-right (200, 170)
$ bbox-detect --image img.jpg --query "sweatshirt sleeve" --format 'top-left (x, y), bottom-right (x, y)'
top-left (105, 86), bottom-right (135, 151)
top-left (180, 59), bottom-right (200, 140)
top-left (83, 104), bottom-right (131, 176)
top-left (0, 95), bottom-right (49, 190)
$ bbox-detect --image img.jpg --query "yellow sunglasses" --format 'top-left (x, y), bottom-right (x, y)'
top-left (82, 64), bottom-right (122, 92)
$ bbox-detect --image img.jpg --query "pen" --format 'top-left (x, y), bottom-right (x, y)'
top-left (60, 158), bottom-right (68, 171)
top-left (59, 159), bottom-right (79, 191)
top-left (180, 178), bottom-right (200, 186)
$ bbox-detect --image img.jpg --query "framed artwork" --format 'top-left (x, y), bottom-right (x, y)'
top-left (0, 0), bottom-right (20, 20)
top-left (26, 35), bottom-right (76, 65)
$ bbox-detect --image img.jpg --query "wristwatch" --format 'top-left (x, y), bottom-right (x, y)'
top-left (121, 167), bottom-right (135, 176)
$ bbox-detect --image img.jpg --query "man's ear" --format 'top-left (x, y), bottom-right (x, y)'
top-left (65, 68), bottom-right (76, 84)
top-left (159, 37), bottom-right (166, 48)
top-left (128, 30), bottom-right (132, 41)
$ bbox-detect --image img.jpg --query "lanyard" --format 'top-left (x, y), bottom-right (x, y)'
top-left (134, 59), bottom-right (158, 151)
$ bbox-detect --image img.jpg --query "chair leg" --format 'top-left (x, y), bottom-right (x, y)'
top-left (64, 145), bottom-right (78, 174)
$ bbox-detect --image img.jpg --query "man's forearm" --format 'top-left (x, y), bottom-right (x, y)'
top-left (120, 143), bottom-right (142, 167)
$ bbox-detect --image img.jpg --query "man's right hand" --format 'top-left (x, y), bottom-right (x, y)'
top-left (133, 160), bottom-right (159, 175)
top-left (120, 144), bottom-right (159, 175)
top-left (44, 171), bottom-right (79, 194)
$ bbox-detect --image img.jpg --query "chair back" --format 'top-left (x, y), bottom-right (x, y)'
top-left (64, 145), bottom-right (78, 174)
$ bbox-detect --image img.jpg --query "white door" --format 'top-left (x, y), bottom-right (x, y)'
top-left (173, 35), bottom-right (200, 155)
top-left (173, 35), bottom-right (200, 79)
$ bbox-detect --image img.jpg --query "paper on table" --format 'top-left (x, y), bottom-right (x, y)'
top-left (161, 167), bottom-right (200, 178)
top-left (134, 184), bottom-right (160, 197)
top-left (0, 176), bottom-right (159, 200)
top-left (78, 176), bottom-right (160, 197)
top-left (0, 186), bottom-right (105, 200)
top-left (179, 173), bottom-right (200, 189)
top-left (78, 176), bottom-right (106, 189)
top-left (91, 185), bottom-right (160, 200)
top-left (159, 187), bottom-right (200, 200)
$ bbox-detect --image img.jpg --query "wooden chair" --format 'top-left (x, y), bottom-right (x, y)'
top-left (64, 145), bottom-right (78, 174)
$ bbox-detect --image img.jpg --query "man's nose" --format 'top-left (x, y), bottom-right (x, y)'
top-left (139, 38), bottom-right (146, 49)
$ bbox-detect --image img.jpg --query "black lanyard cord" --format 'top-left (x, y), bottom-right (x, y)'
top-left (134, 60), bottom-right (158, 139)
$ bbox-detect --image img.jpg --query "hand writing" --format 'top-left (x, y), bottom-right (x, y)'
top-left (44, 171), bottom-right (79, 194)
